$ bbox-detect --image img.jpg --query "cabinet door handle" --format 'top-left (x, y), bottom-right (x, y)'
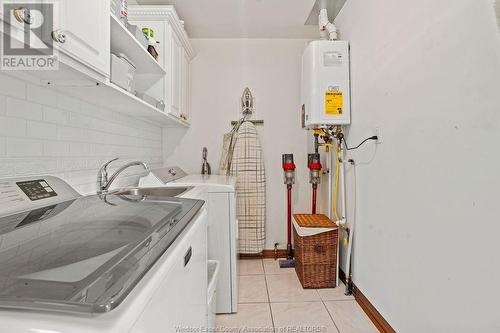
top-left (51, 29), bottom-right (66, 43)
top-left (13, 7), bottom-right (33, 25)
top-left (184, 246), bottom-right (192, 267)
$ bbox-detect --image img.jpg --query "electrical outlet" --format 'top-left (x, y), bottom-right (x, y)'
top-left (374, 127), bottom-right (383, 144)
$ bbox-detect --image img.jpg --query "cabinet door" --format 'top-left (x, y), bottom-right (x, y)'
top-left (180, 48), bottom-right (190, 122)
top-left (50, 0), bottom-right (110, 77)
top-left (169, 31), bottom-right (182, 117)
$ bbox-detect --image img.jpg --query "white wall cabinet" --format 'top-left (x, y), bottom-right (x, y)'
top-left (168, 27), bottom-right (191, 121)
top-left (169, 30), bottom-right (182, 118)
top-left (50, 0), bottom-right (110, 78)
top-left (0, 2), bottom-right (191, 128)
top-left (181, 47), bottom-right (191, 122)
top-left (0, 0), bottom-right (110, 79)
top-left (129, 5), bottom-right (195, 124)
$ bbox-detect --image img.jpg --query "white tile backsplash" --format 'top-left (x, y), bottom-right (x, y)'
top-left (0, 116), bottom-right (26, 137)
top-left (26, 83), bottom-right (58, 108)
top-left (57, 93), bottom-right (82, 113)
top-left (43, 141), bottom-right (70, 157)
top-left (5, 138), bottom-right (43, 157)
top-left (26, 121), bottom-right (58, 140)
top-left (6, 97), bottom-right (43, 121)
top-left (0, 73), bottom-right (163, 194)
top-left (0, 75), bottom-right (26, 99)
top-left (0, 96), bottom-right (6, 115)
top-left (42, 106), bottom-right (69, 124)
top-left (0, 158), bottom-right (58, 177)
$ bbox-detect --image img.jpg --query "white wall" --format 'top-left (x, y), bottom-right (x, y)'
top-left (334, 0), bottom-right (500, 331)
top-left (0, 73), bottom-right (163, 194)
top-left (164, 39), bottom-right (313, 250)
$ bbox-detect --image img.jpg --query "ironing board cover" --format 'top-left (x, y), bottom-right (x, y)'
top-left (230, 121), bottom-right (266, 254)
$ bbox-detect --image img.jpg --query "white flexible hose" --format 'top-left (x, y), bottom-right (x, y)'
top-left (344, 159), bottom-right (356, 294)
top-left (329, 147), bottom-right (338, 286)
top-left (338, 144), bottom-right (347, 288)
top-left (339, 145), bottom-right (347, 223)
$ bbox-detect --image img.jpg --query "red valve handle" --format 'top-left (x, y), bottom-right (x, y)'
top-left (308, 162), bottom-right (322, 170)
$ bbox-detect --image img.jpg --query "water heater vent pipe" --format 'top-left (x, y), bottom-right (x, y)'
top-left (319, 8), bottom-right (338, 40)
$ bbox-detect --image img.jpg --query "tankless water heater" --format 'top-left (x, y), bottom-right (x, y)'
top-left (301, 40), bottom-right (351, 128)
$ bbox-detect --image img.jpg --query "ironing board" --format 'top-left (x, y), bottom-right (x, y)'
top-left (230, 121), bottom-right (266, 254)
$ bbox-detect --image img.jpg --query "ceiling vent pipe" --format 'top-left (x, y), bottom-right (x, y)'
top-left (318, 8), bottom-right (338, 40)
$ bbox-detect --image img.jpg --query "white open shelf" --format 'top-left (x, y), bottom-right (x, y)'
top-left (59, 81), bottom-right (188, 128)
top-left (106, 14), bottom-right (186, 127)
top-left (110, 14), bottom-right (166, 77)
top-left (5, 63), bottom-right (188, 127)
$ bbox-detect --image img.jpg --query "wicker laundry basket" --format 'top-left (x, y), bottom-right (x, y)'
top-left (293, 214), bottom-right (338, 289)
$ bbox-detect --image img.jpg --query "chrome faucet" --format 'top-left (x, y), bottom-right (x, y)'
top-left (97, 158), bottom-right (149, 195)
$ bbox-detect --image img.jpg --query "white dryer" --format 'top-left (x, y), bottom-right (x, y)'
top-left (140, 167), bottom-right (239, 314)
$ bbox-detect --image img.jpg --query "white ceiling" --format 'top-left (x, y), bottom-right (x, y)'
top-left (134, 0), bottom-right (319, 39)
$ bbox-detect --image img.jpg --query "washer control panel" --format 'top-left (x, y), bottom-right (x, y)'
top-left (16, 179), bottom-right (58, 201)
top-left (0, 176), bottom-right (80, 218)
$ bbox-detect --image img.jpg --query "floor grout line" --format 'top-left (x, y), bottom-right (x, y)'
top-left (238, 301), bottom-right (272, 304)
top-left (323, 300), bottom-right (342, 333)
top-left (262, 259), bottom-right (276, 333)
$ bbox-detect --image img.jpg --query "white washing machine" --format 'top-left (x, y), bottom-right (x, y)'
top-left (140, 167), bottom-right (239, 314)
top-left (0, 176), bottom-right (208, 332)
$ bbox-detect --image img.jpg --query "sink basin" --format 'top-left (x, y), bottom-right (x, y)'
top-left (112, 186), bottom-right (191, 198)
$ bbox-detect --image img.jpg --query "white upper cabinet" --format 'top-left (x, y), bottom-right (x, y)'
top-left (181, 48), bottom-right (191, 122)
top-left (0, 0), bottom-right (110, 79)
top-left (128, 5), bottom-right (195, 124)
top-left (50, 0), bottom-right (110, 78)
top-left (169, 29), bottom-right (182, 117)
top-left (0, 1), bottom-right (189, 128)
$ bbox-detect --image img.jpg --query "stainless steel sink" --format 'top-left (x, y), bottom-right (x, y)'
top-left (112, 186), bottom-right (191, 198)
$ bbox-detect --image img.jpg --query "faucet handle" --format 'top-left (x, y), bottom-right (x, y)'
top-left (102, 157), bottom-right (119, 171)
top-left (98, 158), bottom-right (119, 187)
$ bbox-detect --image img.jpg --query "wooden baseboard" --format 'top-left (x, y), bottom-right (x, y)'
top-left (339, 270), bottom-right (396, 333)
top-left (239, 249), bottom-right (288, 259)
top-left (262, 249), bottom-right (288, 259)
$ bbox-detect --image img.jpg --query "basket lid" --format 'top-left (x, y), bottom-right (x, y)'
top-left (293, 214), bottom-right (336, 228)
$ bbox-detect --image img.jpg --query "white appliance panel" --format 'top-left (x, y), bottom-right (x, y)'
top-left (301, 40), bottom-right (351, 128)
top-left (131, 209), bottom-right (208, 331)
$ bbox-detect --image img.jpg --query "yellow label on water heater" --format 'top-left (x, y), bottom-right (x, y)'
top-left (325, 91), bottom-right (343, 115)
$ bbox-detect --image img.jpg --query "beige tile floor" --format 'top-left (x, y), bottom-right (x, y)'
top-left (216, 259), bottom-right (379, 333)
